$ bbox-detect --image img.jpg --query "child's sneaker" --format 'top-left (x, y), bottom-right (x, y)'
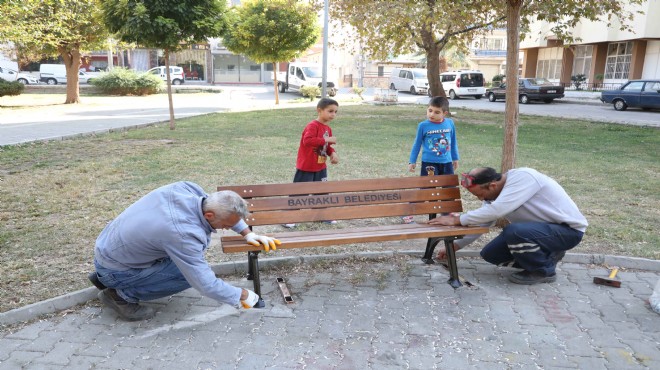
top-left (283, 223), bottom-right (296, 229)
top-left (401, 216), bottom-right (415, 224)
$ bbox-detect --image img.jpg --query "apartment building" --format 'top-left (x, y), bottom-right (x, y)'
top-left (520, 0), bottom-right (660, 87)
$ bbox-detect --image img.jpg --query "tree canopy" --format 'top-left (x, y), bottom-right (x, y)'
top-left (327, 0), bottom-right (504, 97)
top-left (0, 0), bottom-right (110, 103)
top-left (100, 0), bottom-right (229, 129)
top-left (222, 0), bottom-right (319, 104)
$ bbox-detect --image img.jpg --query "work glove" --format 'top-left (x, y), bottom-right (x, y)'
top-left (241, 289), bottom-right (260, 309)
top-left (244, 232), bottom-right (280, 252)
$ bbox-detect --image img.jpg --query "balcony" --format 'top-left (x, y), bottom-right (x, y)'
top-left (472, 49), bottom-right (507, 57)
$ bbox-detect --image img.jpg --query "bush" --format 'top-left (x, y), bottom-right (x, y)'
top-left (90, 68), bottom-right (163, 96)
top-left (352, 86), bottom-right (365, 100)
top-left (300, 85), bottom-right (321, 101)
top-left (571, 74), bottom-right (587, 90)
top-left (0, 77), bottom-right (25, 97)
top-left (492, 74), bottom-right (505, 84)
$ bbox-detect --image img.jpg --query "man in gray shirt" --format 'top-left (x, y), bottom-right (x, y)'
top-left (89, 181), bottom-right (280, 321)
top-left (431, 167), bottom-right (587, 285)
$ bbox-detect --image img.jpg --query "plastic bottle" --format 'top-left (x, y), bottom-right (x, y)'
top-left (650, 278), bottom-right (660, 314)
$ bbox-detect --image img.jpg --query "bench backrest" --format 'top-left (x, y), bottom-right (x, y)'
top-left (217, 175), bottom-right (464, 226)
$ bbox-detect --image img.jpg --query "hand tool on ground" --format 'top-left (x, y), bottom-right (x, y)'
top-left (276, 277), bottom-right (294, 304)
top-left (593, 268), bottom-right (621, 288)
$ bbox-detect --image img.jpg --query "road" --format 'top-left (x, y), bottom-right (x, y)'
top-left (383, 88), bottom-right (660, 128)
top-left (1, 84), bottom-right (657, 146)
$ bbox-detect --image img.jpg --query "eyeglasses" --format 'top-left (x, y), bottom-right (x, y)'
top-left (461, 173), bottom-right (494, 189)
top-left (460, 173), bottom-right (477, 188)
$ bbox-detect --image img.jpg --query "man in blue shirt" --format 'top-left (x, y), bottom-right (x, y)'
top-left (89, 181), bottom-right (280, 321)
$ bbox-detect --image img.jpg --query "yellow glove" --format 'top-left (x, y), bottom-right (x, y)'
top-left (241, 289), bottom-right (259, 309)
top-left (244, 232), bottom-right (281, 252)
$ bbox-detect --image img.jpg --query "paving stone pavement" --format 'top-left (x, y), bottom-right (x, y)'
top-left (1, 254), bottom-right (658, 370)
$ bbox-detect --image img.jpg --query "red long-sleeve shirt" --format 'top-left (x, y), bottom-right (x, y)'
top-left (295, 120), bottom-right (335, 172)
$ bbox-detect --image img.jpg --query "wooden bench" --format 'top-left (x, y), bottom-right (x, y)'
top-left (218, 175), bottom-right (489, 304)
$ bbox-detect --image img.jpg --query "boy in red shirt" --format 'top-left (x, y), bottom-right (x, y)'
top-left (284, 98), bottom-right (339, 228)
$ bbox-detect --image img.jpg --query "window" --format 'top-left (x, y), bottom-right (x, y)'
top-left (572, 45), bottom-right (593, 78)
top-left (646, 82), bottom-right (660, 91)
top-left (296, 68), bottom-right (305, 80)
top-left (622, 81), bottom-right (644, 91)
top-left (536, 47), bottom-right (562, 80)
top-left (604, 42), bottom-right (632, 80)
top-left (475, 37), bottom-right (505, 50)
top-left (378, 66), bottom-right (384, 77)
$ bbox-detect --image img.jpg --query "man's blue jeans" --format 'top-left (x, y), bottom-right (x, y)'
top-left (94, 258), bottom-right (191, 303)
top-left (480, 222), bottom-right (584, 276)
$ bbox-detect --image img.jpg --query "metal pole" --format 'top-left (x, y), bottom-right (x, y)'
top-left (322, 0), bottom-right (329, 98)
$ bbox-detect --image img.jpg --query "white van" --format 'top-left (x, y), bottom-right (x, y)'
top-left (147, 66), bottom-right (185, 85)
top-left (389, 67), bottom-right (429, 95)
top-left (440, 70), bottom-right (485, 99)
top-left (39, 64), bottom-right (92, 85)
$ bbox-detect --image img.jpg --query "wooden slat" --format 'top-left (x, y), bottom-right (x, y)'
top-left (218, 175), bottom-right (459, 197)
top-left (245, 188), bottom-right (461, 211)
top-left (221, 224), bottom-right (489, 253)
top-left (245, 200), bottom-right (464, 225)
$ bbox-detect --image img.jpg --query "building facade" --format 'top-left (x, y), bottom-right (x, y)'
top-left (520, 0), bottom-right (660, 88)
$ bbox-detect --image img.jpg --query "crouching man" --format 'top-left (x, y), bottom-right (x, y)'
top-left (431, 167), bottom-right (587, 284)
top-left (88, 181), bottom-right (280, 321)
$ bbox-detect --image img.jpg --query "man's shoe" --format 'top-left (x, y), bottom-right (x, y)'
top-left (508, 271), bottom-right (557, 285)
top-left (88, 272), bottom-right (107, 290)
top-left (98, 289), bottom-right (154, 321)
top-left (552, 251), bottom-right (566, 265)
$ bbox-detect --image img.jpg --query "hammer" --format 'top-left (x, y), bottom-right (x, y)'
top-left (593, 268), bottom-right (621, 288)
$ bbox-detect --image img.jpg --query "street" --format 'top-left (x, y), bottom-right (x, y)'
top-left (371, 88), bottom-right (660, 128)
top-left (1, 84), bottom-right (657, 146)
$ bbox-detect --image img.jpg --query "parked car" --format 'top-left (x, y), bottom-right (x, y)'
top-left (0, 66), bottom-right (18, 81)
top-left (487, 78), bottom-right (565, 104)
top-left (40, 64), bottom-right (92, 84)
top-left (439, 70), bottom-right (485, 99)
top-left (389, 67), bottom-right (428, 95)
top-left (273, 62), bottom-right (337, 96)
top-left (600, 80), bottom-right (660, 111)
top-left (16, 72), bottom-right (39, 85)
top-left (147, 66), bottom-right (185, 85)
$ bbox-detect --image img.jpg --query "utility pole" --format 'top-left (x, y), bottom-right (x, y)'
top-left (321, 0), bottom-right (329, 98)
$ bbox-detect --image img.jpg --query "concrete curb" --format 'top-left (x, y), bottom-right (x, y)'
top-left (1, 251), bottom-right (658, 326)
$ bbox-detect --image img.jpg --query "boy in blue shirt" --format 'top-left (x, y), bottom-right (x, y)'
top-left (405, 96), bottom-right (460, 223)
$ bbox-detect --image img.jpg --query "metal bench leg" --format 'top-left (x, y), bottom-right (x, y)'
top-left (247, 251), bottom-right (266, 308)
top-left (444, 239), bottom-right (462, 289)
top-left (422, 237), bottom-right (440, 264)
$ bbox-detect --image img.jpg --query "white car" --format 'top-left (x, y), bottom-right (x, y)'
top-left (16, 72), bottom-right (40, 85)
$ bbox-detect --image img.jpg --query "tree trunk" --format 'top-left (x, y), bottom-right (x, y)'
top-left (501, 0), bottom-right (522, 173)
top-left (164, 50), bottom-right (176, 130)
top-left (273, 62), bottom-right (280, 105)
top-left (59, 46), bottom-right (82, 104)
top-left (422, 28), bottom-right (445, 98)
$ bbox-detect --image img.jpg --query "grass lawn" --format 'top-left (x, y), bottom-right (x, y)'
top-left (0, 104), bottom-right (658, 313)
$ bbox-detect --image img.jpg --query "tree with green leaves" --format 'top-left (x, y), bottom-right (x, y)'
top-left (0, 0), bottom-right (110, 104)
top-left (326, 0), bottom-right (505, 97)
top-left (100, 0), bottom-right (228, 129)
top-left (495, 0), bottom-right (643, 172)
top-left (222, 0), bottom-right (319, 105)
